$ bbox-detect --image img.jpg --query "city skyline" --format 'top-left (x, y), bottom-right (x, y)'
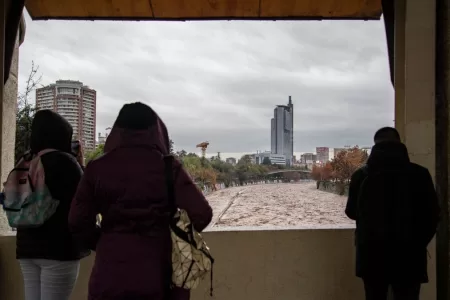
top-left (20, 14), bottom-right (394, 155)
top-left (35, 80), bottom-right (97, 152)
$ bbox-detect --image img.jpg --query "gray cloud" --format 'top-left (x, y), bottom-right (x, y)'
top-left (19, 13), bottom-right (393, 156)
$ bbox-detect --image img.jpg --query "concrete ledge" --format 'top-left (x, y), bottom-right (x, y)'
top-left (206, 224), bottom-right (356, 232)
top-left (0, 228), bottom-right (435, 300)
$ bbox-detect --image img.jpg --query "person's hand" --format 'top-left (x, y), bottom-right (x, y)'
top-left (76, 145), bottom-right (85, 166)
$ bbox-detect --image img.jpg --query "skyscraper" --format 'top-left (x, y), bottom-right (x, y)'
top-left (270, 96), bottom-right (294, 166)
top-left (35, 80), bottom-right (97, 152)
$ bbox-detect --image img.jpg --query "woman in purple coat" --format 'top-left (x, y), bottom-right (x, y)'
top-left (69, 102), bottom-right (213, 300)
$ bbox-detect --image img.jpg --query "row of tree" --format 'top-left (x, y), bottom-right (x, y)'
top-left (174, 151), bottom-right (267, 189)
top-left (86, 142), bottom-right (303, 189)
top-left (311, 146), bottom-right (368, 183)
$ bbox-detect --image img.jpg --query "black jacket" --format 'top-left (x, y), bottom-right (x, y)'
top-left (345, 142), bottom-right (440, 283)
top-left (16, 110), bottom-right (90, 261)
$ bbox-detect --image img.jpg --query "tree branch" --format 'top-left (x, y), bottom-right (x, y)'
top-left (18, 60), bottom-right (43, 108)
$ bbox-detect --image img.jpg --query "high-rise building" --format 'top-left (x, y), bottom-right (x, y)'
top-left (316, 147), bottom-right (330, 163)
top-left (270, 96), bottom-right (294, 166)
top-left (35, 80), bottom-right (97, 152)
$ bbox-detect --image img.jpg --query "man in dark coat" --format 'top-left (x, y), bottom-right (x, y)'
top-left (345, 127), bottom-right (439, 300)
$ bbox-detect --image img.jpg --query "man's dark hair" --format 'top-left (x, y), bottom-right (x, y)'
top-left (373, 127), bottom-right (401, 144)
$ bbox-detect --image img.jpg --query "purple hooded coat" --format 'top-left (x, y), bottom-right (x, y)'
top-left (69, 115), bottom-right (213, 300)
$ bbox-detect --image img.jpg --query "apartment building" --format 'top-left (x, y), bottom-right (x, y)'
top-left (35, 80), bottom-right (96, 152)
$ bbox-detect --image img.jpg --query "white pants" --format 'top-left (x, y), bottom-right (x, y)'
top-left (18, 259), bottom-right (80, 300)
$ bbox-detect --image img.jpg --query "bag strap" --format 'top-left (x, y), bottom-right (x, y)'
top-left (163, 155), bottom-right (177, 215)
top-left (164, 155), bottom-right (214, 296)
top-left (163, 155), bottom-right (176, 296)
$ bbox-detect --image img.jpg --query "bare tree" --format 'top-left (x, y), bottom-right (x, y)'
top-left (17, 60), bottom-right (42, 107)
top-left (15, 61), bottom-right (43, 161)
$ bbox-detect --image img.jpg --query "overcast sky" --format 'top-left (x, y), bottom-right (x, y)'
top-left (19, 12), bottom-right (394, 158)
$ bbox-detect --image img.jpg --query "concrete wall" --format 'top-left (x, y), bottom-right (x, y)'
top-left (0, 228), bottom-right (436, 300)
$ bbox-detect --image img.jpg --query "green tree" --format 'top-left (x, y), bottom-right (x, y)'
top-left (235, 155), bottom-right (254, 184)
top-left (169, 139), bottom-right (174, 154)
top-left (262, 157), bottom-right (271, 165)
top-left (171, 142), bottom-right (269, 188)
top-left (85, 144), bottom-right (105, 164)
top-left (180, 154), bottom-right (205, 181)
top-left (211, 159), bottom-right (235, 187)
top-left (238, 154), bottom-right (252, 165)
top-left (15, 104), bottom-right (35, 161)
top-left (175, 149), bottom-right (187, 159)
top-left (15, 61), bottom-right (42, 161)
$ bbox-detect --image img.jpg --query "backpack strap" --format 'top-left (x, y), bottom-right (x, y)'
top-left (37, 149), bottom-right (59, 157)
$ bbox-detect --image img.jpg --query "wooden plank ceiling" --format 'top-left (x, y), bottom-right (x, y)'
top-left (26, 0), bottom-right (382, 20)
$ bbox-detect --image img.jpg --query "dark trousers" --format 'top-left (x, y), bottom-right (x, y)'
top-left (363, 280), bottom-right (421, 300)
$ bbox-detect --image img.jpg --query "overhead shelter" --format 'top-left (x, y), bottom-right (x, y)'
top-left (25, 0), bottom-right (382, 20)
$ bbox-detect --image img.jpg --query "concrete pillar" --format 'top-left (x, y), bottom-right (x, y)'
top-left (0, 0), bottom-right (7, 234)
top-left (395, 0), bottom-right (437, 298)
top-left (391, 5), bottom-right (406, 293)
top-left (435, 0), bottom-right (450, 298)
top-left (403, 0), bottom-right (436, 174)
top-left (394, 0), bottom-right (406, 141)
top-left (0, 0), bottom-right (19, 234)
top-left (2, 33), bottom-right (18, 183)
top-left (0, 26), bottom-right (19, 235)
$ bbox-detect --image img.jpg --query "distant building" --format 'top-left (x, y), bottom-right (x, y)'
top-left (97, 132), bottom-right (108, 147)
top-left (361, 146), bottom-right (372, 156)
top-left (271, 96), bottom-right (294, 166)
top-left (35, 80), bottom-right (97, 152)
top-left (226, 157), bottom-right (237, 165)
top-left (333, 147), bottom-right (347, 158)
top-left (292, 155), bottom-right (297, 164)
top-left (252, 151), bottom-right (286, 166)
top-left (300, 152), bottom-right (317, 164)
top-left (316, 147), bottom-right (330, 163)
top-left (333, 146), bottom-right (372, 158)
